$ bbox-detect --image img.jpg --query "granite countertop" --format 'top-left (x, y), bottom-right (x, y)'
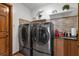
top-left (61, 37), bottom-right (77, 40)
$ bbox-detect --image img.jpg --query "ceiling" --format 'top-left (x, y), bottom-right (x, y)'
top-left (22, 3), bottom-right (53, 11)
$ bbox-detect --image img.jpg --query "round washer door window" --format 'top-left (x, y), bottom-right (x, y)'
top-left (37, 26), bottom-right (49, 45)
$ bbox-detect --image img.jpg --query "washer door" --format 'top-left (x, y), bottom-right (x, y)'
top-left (37, 26), bottom-right (49, 45)
top-left (21, 25), bottom-right (28, 47)
top-left (19, 25), bottom-right (29, 48)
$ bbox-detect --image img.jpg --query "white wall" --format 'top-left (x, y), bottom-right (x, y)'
top-left (13, 3), bottom-right (32, 54)
top-left (32, 3), bottom-right (78, 20)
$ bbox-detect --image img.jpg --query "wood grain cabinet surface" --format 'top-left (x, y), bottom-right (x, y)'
top-left (54, 39), bottom-right (78, 56)
top-left (64, 39), bottom-right (78, 56)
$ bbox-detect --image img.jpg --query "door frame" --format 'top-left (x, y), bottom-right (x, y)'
top-left (78, 4), bottom-right (79, 39)
top-left (1, 3), bottom-right (13, 56)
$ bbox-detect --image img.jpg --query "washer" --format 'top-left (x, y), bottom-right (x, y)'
top-left (19, 24), bottom-right (31, 56)
top-left (32, 23), bottom-right (54, 56)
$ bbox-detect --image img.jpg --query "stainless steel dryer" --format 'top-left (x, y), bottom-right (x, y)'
top-left (31, 23), bottom-right (54, 56)
top-left (19, 24), bottom-right (31, 56)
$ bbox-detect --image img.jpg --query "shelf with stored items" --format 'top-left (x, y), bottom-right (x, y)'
top-left (50, 9), bottom-right (77, 19)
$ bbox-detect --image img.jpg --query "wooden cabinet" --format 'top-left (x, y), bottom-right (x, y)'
top-left (64, 39), bottom-right (78, 56)
top-left (54, 38), bottom-right (78, 56)
top-left (54, 39), bottom-right (64, 56)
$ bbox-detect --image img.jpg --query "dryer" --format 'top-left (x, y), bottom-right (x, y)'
top-left (31, 23), bottom-right (54, 56)
top-left (19, 24), bottom-right (31, 56)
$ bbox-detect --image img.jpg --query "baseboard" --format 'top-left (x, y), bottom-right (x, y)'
top-left (12, 51), bottom-right (20, 56)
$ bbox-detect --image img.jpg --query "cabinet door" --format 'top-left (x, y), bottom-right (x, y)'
top-left (54, 39), bottom-right (64, 56)
top-left (67, 40), bottom-right (71, 56)
top-left (76, 41), bottom-right (79, 56)
top-left (71, 40), bottom-right (78, 56)
top-left (54, 39), bottom-right (57, 55)
top-left (77, 47), bottom-right (79, 55)
top-left (64, 39), bottom-right (78, 56)
top-left (64, 40), bottom-right (68, 56)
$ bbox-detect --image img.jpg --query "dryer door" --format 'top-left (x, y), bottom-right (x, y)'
top-left (33, 26), bottom-right (51, 55)
top-left (21, 25), bottom-right (28, 47)
top-left (19, 24), bottom-right (31, 56)
top-left (19, 25), bottom-right (29, 49)
top-left (37, 26), bottom-right (49, 45)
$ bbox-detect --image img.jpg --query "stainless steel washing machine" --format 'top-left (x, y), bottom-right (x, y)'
top-left (31, 23), bottom-right (54, 56)
top-left (19, 24), bottom-right (31, 56)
